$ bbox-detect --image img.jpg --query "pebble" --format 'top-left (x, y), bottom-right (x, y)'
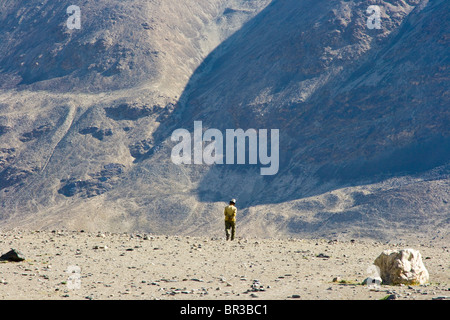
top-left (332, 277), bottom-right (341, 283)
top-left (432, 296), bottom-right (450, 300)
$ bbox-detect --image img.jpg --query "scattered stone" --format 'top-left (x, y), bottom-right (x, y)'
top-left (316, 253), bottom-right (330, 259)
top-left (432, 296), bottom-right (450, 300)
top-left (0, 249), bottom-right (25, 262)
top-left (160, 278), bottom-right (177, 283)
top-left (332, 277), bottom-right (341, 283)
top-left (374, 249), bottom-right (429, 285)
top-left (249, 280), bottom-right (266, 292)
top-left (291, 294), bottom-right (301, 298)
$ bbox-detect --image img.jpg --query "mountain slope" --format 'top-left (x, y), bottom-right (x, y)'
top-left (0, 0), bottom-right (448, 241)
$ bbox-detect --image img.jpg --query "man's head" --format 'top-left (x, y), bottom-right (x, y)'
top-left (230, 199), bottom-right (236, 205)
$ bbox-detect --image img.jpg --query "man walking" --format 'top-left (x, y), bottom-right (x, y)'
top-left (224, 199), bottom-right (237, 241)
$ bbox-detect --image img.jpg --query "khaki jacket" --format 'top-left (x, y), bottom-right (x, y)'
top-left (224, 205), bottom-right (237, 222)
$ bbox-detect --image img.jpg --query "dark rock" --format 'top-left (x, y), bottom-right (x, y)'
top-left (58, 164), bottom-right (124, 198)
top-left (0, 125), bottom-right (11, 136)
top-left (155, 103), bottom-right (176, 122)
top-left (432, 296), bottom-right (450, 300)
top-left (105, 103), bottom-right (157, 121)
top-left (19, 124), bottom-right (53, 142)
top-left (89, 163), bottom-right (125, 180)
top-left (58, 179), bottom-right (110, 198)
top-left (79, 126), bottom-right (113, 141)
top-left (0, 148), bottom-right (16, 170)
top-left (0, 166), bottom-right (34, 190)
top-left (141, 23), bottom-right (153, 30)
top-left (0, 249), bottom-right (25, 262)
top-left (129, 139), bottom-right (153, 159)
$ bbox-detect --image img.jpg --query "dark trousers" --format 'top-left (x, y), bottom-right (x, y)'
top-left (225, 221), bottom-right (235, 240)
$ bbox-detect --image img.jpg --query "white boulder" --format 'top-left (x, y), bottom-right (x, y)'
top-left (374, 248), bottom-right (429, 285)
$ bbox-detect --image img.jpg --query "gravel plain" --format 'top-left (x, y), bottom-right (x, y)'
top-left (0, 229), bottom-right (448, 300)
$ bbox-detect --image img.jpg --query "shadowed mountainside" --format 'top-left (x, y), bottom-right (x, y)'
top-left (0, 0), bottom-right (448, 241)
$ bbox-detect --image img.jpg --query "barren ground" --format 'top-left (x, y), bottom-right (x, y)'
top-left (0, 229), bottom-right (448, 300)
